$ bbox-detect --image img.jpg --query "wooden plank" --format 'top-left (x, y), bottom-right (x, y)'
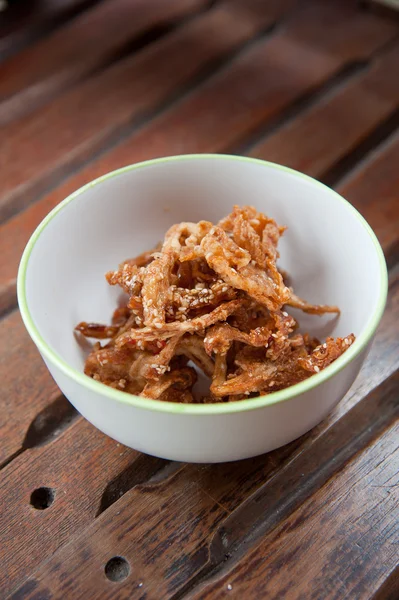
top-left (1, 0), bottom-right (396, 222)
top-left (6, 369), bottom-right (399, 598)
top-left (248, 43), bottom-right (399, 180)
top-left (0, 311), bottom-right (63, 466)
top-left (0, 429), bottom-right (295, 597)
top-left (5, 263), bottom-right (399, 598)
top-left (332, 263), bottom-right (399, 421)
top-left (0, 0), bottom-right (293, 223)
top-left (1, 113), bottom-right (398, 319)
top-left (0, 0), bottom-right (101, 60)
top-left (8, 467), bottom-right (229, 600)
top-left (190, 421), bottom-right (399, 600)
top-left (0, 419), bottom-right (161, 598)
top-left (337, 132), bottom-right (399, 268)
top-left (0, 0), bottom-right (209, 123)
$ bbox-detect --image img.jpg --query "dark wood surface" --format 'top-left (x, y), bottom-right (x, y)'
top-left (0, 1), bottom-right (398, 598)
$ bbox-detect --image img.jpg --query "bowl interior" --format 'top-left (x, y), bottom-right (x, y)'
top-left (22, 156), bottom-right (384, 387)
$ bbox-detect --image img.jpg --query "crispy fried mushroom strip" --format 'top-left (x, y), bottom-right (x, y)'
top-left (142, 335), bottom-right (183, 380)
top-left (287, 291), bottom-right (340, 315)
top-left (141, 222), bottom-right (212, 328)
top-left (211, 353), bottom-right (228, 390)
top-left (106, 263), bottom-right (144, 295)
top-left (211, 361), bottom-right (278, 397)
top-left (176, 335), bottom-right (215, 378)
top-left (116, 300), bottom-right (242, 344)
top-left (298, 334), bottom-right (355, 372)
top-left (75, 322), bottom-right (121, 339)
top-left (199, 227), bottom-right (290, 311)
top-left (141, 367), bottom-right (197, 400)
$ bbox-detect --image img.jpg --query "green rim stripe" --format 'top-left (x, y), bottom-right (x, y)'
top-left (17, 154), bottom-right (388, 415)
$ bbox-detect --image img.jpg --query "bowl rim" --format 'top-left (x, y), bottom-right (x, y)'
top-left (17, 154), bottom-right (388, 415)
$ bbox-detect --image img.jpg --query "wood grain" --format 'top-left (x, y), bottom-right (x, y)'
top-left (7, 382), bottom-right (399, 600)
top-left (0, 0), bottom-right (209, 123)
top-left (190, 420), bottom-right (399, 600)
top-left (0, 0), bottom-right (101, 59)
top-left (0, 0), bottom-right (296, 222)
top-left (0, 311), bottom-right (62, 465)
top-left (337, 130), bottom-right (399, 268)
top-left (1, 434), bottom-right (298, 598)
top-left (0, 419), bottom-right (161, 597)
top-left (248, 42), bottom-right (399, 180)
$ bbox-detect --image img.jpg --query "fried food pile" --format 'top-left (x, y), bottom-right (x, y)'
top-left (75, 206), bottom-right (355, 403)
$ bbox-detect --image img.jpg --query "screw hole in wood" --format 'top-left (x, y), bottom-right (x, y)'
top-left (30, 487), bottom-right (55, 510)
top-left (104, 556), bottom-right (130, 582)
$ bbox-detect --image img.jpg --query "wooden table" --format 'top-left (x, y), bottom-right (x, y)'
top-left (1, 1), bottom-right (399, 598)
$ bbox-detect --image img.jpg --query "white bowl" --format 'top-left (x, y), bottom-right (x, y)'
top-left (17, 155), bottom-right (387, 463)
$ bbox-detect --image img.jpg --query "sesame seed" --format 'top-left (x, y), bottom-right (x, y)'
top-left (268, 381), bottom-right (275, 387)
top-left (323, 343), bottom-right (327, 348)
top-left (282, 311), bottom-right (288, 317)
top-left (314, 366), bottom-right (320, 373)
top-left (154, 323), bottom-right (163, 329)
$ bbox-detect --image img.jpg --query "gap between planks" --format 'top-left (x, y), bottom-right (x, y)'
top-left (0, 0), bottom-right (103, 61)
top-left (235, 32), bottom-right (399, 156)
top-left (0, 0), bottom-right (216, 124)
top-left (2, 0), bottom-right (397, 224)
top-left (0, 10), bottom-right (287, 223)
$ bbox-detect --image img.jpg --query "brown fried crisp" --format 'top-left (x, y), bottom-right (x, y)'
top-left (75, 206), bottom-right (355, 402)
